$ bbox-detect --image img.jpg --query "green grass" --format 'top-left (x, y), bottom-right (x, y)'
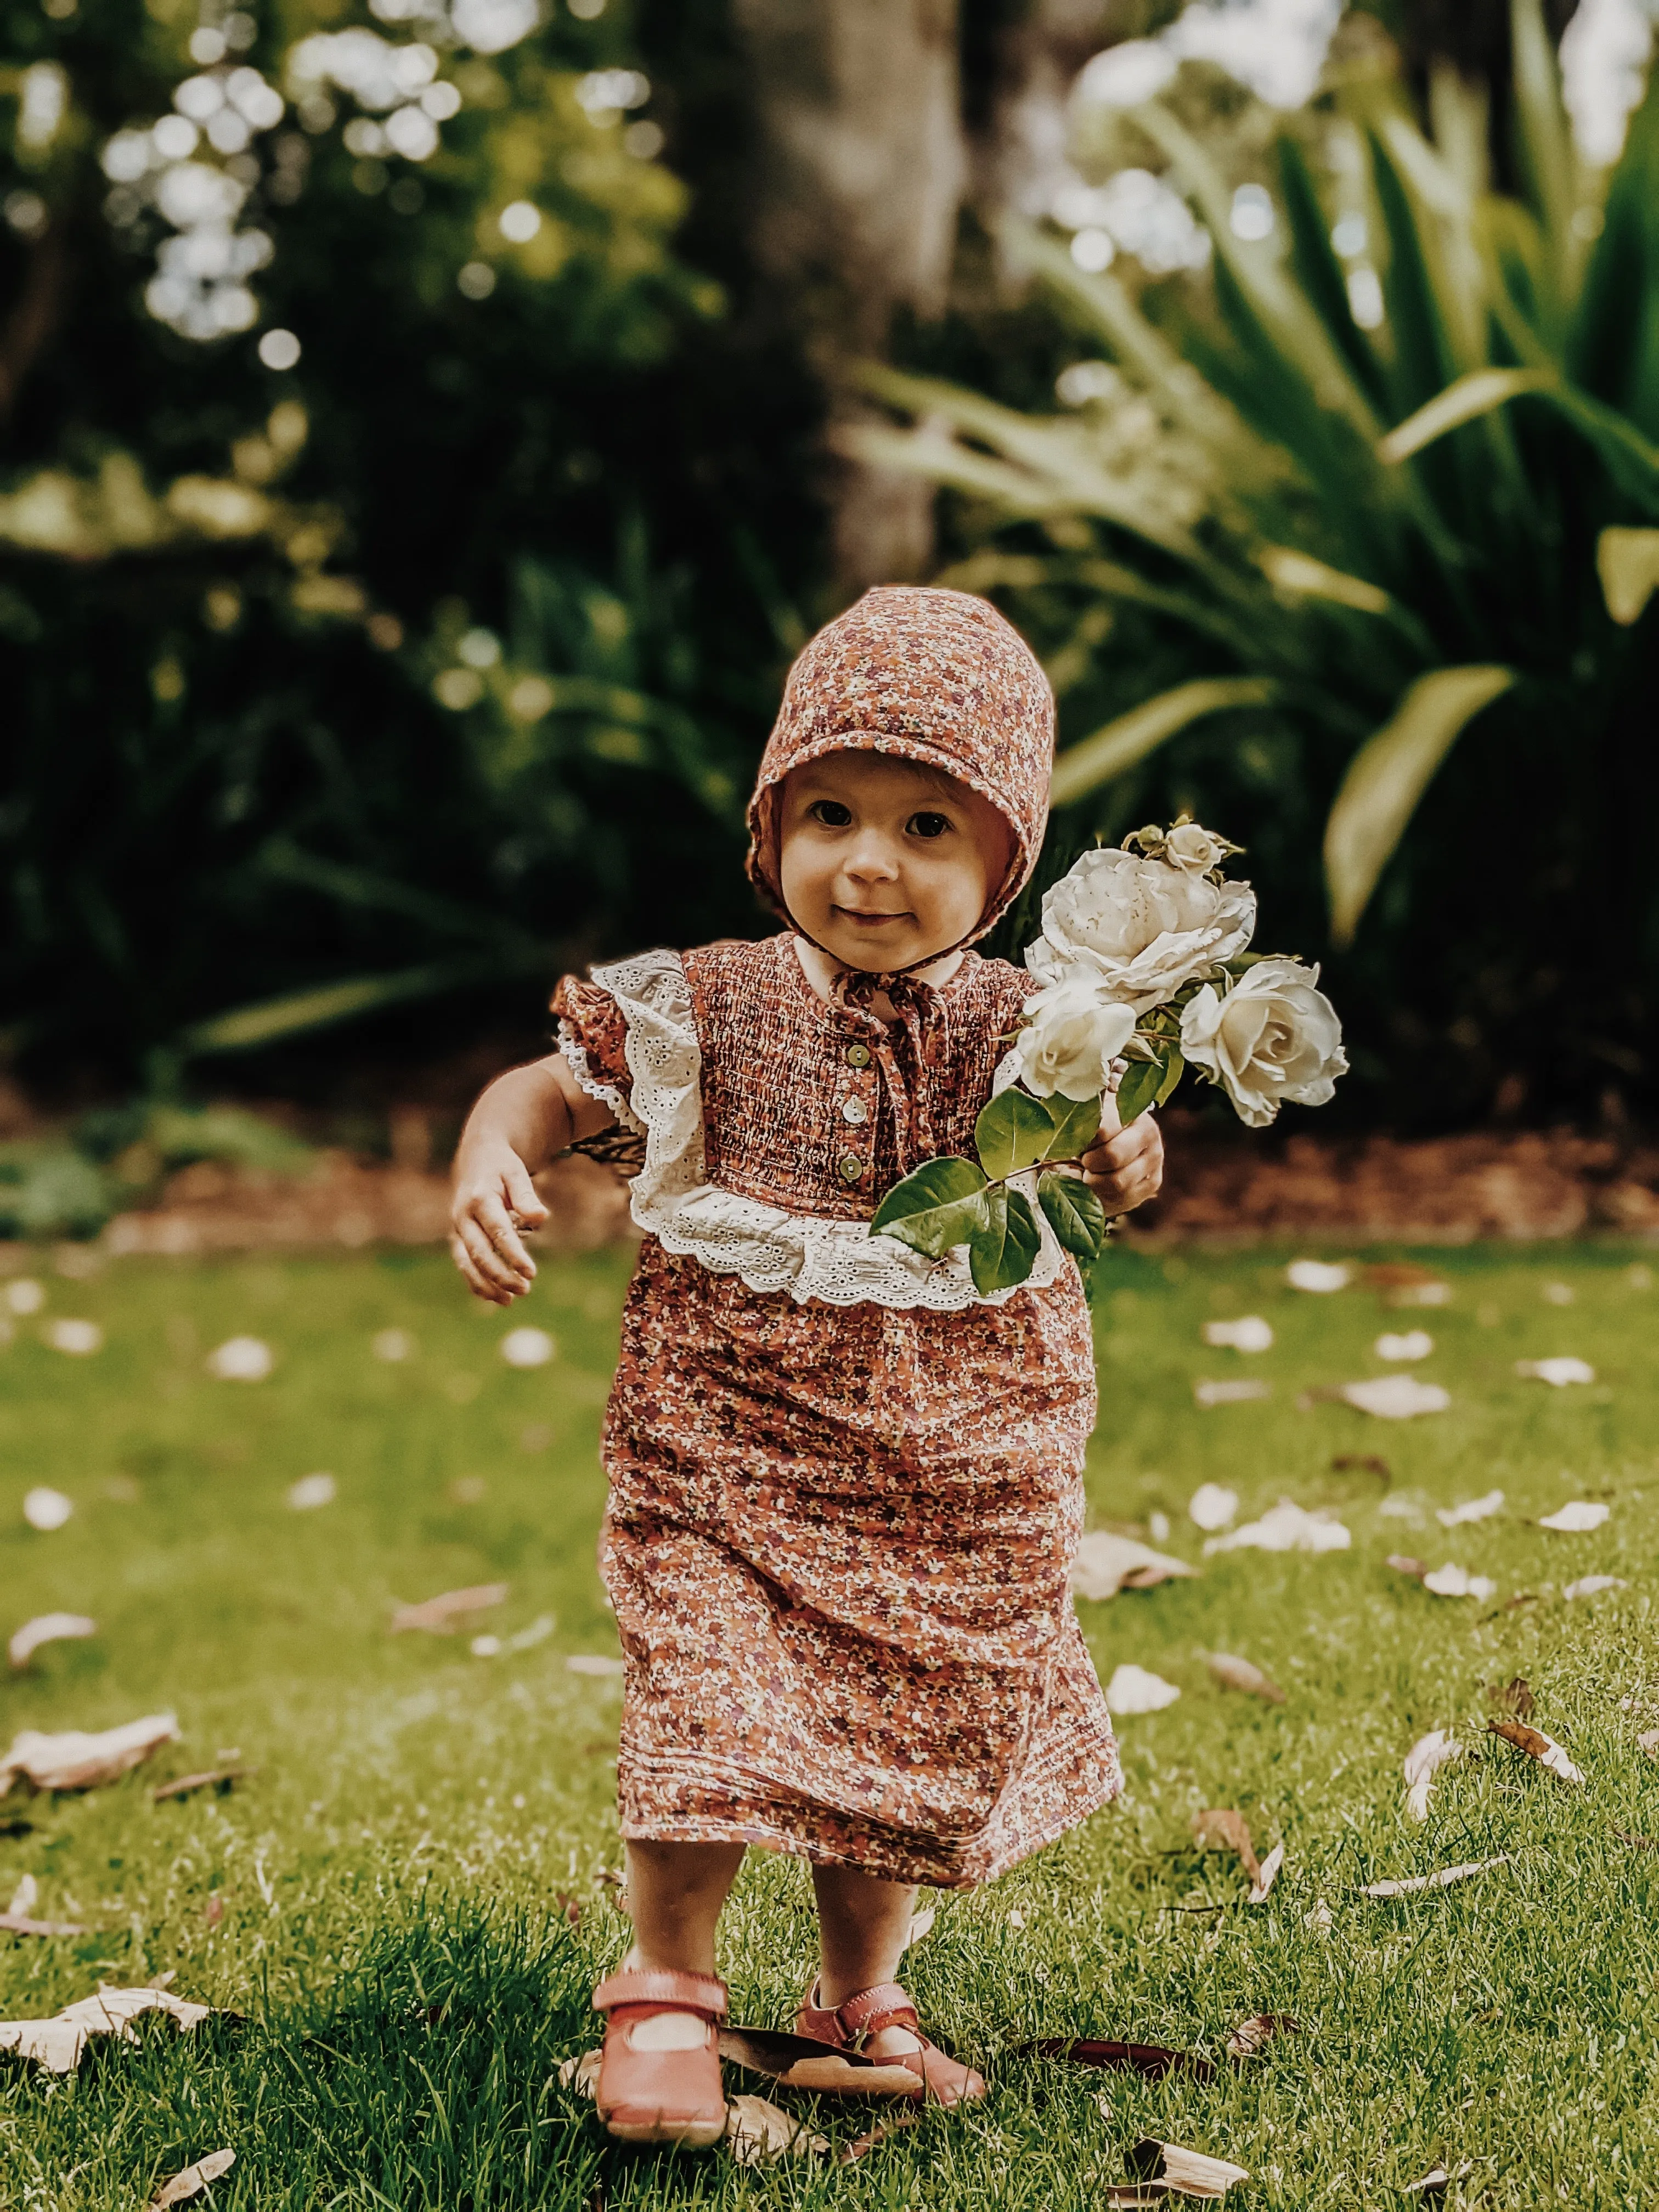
top-left (1, 1238), bottom-right (1656, 2209)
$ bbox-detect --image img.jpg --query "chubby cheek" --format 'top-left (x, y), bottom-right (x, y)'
top-left (778, 840), bottom-right (833, 923)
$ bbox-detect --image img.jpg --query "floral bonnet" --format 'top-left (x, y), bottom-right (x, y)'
top-left (745, 585), bottom-right (1056, 951)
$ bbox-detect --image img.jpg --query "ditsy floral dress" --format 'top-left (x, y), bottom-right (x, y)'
top-left (554, 929), bottom-right (1121, 1888)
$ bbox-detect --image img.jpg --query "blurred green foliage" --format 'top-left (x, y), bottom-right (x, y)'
top-left (0, 0), bottom-right (815, 1091)
top-left (870, 0), bottom-right (1659, 1126)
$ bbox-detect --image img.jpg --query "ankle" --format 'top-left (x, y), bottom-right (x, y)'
top-left (622, 1943), bottom-right (722, 1984)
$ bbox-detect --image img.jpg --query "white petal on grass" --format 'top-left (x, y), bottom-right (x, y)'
top-left (4, 1279), bottom-right (44, 1316)
top-left (567, 1653), bottom-right (626, 1677)
top-left (1105, 1662), bottom-right (1181, 1713)
top-left (1538, 1499), bottom-right (1610, 1532)
top-left (500, 1326), bottom-right (556, 1368)
top-left (1248, 1841), bottom-right (1284, 1904)
top-left (1362, 1854), bottom-right (1509, 1898)
top-left (1637, 1728), bottom-right (1659, 1758)
top-left (286, 1472), bottom-right (336, 1511)
top-left (1204, 1500), bottom-right (1350, 1555)
top-left (1488, 1717), bottom-right (1585, 1784)
top-left (0, 1713), bottom-right (179, 1795)
top-left (1421, 1565), bottom-right (1497, 1601)
top-left (1403, 1730), bottom-right (1462, 1822)
top-left (1303, 1898), bottom-right (1334, 1932)
top-left (1195, 1378), bottom-right (1270, 1408)
top-left (1202, 1316), bottom-right (1273, 1352)
top-left (1287, 1259), bottom-right (1350, 1293)
top-left (1375, 1330), bottom-right (1433, 1362)
top-left (0, 1985), bottom-right (216, 2074)
top-left (1379, 1493), bottom-right (1427, 1521)
top-left (558, 2047), bottom-right (602, 2098)
top-left (1189, 1483), bottom-right (1239, 1531)
top-left (1130, 2140), bottom-right (1251, 2197)
top-left (206, 1335), bottom-right (273, 1381)
top-left (21, 1487), bottom-right (73, 1532)
top-left (1071, 1530), bottom-right (1195, 1600)
top-left (150, 2148), bottom-right (236, 2208)
top-left (8, 1613), bottom-right (95, 1669)
top-left (1204, 1651), bottom-right (1285, 1702)
top-left (1564, 1574), bottom-right (1627, 1600)
top-left (1340, 1376), bottom-right (1451, 1419)
top-left (372, 1328), bottom-right (414, 1362)
top-left (1516, 1357), bottom-right (1595, 1386)
top-left (1437, 1489), bottom-right (1504, 1527)
top-left (44, 1319), bottom-right (103, 1356)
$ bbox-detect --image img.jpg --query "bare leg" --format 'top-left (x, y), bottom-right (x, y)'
top-left (811, 1863), bottom-right (921, 2058)
top-left (623, 1839), bottom-right (747, 1978)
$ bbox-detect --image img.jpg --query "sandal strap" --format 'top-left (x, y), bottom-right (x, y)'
top-left (592, 1968), bottom-right (727, 2020)
top-left (833, 1982), bottom-right (920, 2040)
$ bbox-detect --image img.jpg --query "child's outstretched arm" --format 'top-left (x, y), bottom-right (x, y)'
top-left (450, 1056), bottom-right (616, 1304)
top-left (1080, 1091), bottom-right (1165, 1218)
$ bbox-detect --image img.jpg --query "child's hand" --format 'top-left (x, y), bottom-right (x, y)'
top-left (1080, 1092), bottom-right (1164, 1217)
top-left (450, 1139), bottom-right (551, 1304)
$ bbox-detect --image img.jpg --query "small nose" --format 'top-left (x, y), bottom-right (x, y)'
top-left (843, 828), bottom-right (900, 882)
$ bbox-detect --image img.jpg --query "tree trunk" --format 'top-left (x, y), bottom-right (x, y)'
top-left (730, 0), bottom-right (967, 592)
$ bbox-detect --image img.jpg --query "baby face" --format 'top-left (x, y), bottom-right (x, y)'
top-left (777, 749), bottom-right (1012, 973)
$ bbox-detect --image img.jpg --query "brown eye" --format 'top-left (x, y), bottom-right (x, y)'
top-left (908, 811), bottom-right (951, 839)
top-left (809, 800), bottom-right (853, 828)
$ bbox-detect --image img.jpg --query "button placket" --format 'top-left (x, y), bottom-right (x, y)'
top-left (834, 1029), bottom-right (879, 1187)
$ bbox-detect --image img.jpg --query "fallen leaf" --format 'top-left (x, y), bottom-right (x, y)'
top-left (1204, 1500), bottom-right (1350, 1555)
top-left (837, 2109), bottom-right (924, 2163)
top-left (1564, 1575), bottom-right (1627, 1601)
top-left (719, 2025), bottom-right (919, 2095)
top-left (1613, 1828), bottom-right (1659, 1849)
top-left (204, 1897), bottom-right (223, 1928)
top-left (1201, 1317), bottom-right (1273, 1352)
top-left (7, 1613), bottom-right (96, 1670)
top-left (1287, 1260), bottom-right (1350, 1293)
top-left (0, 1985), bottom-right (217, 2073)
top-left (1405, 2163), bottom-right (1471, 2199)
top-left (553, 1889), bottom-right (581, 1926)
top-left (557, 2048), bottom-right (601, 2097)
top-left (1194, 1379), bottom-right (1270, 1408)
top-left (150, 2148), bottom-right (235, 2208)
top-left (1376, 1330), bottom-right (1434, 1362)
top-left (1188, 1484), bottom-right (1238, 1531)
top-left (1020, 2037), bottom-right (1216, 2081)
top-left (1387, 1554), bottom-right (1429, 1579)
top-left (1339, 1376), bottom-right (1451, 1420)
top-left (1125, 2135), bottom-right (1250, 2200)
top-left (1107, 1664), bottom-right (1181, 1714)
top-left (1193, 1808), bottom-right (1260, 1886)
top-left (1488, 1678), bottom-right (1534, 1719)
top-left (1422, 1565), bottom-right (1497, 1601)
top-left (1225, 2013), bottom-right (1297, 2059)
top-left (1403, 1731), bottom-right (1462, 1822)
top-left (1248, 1842), bottom-right (1284, 1904)
top-left (1516, 1357), bottom-right (1595, 1387)
top-left (501, 1326), bottom-right (557, 1369)
top-left (724, 2092), bottom-right (828, 2164)
top-left (1537, 1500), bottom-right (1610, 1532)
top-left (0, 1713), bottom-right (178, 1797)
top-left (1637, 1728), bottom-right (1659, 1758)
top-left (1071, 1532), bottom-right (1196, 1600)
top-left (1488, 1717), bottom-right (1584, 1784)
top-left (21, 1488), bottom-right (73, 1532)
top-left (567, 1654), bottom-right (627, 1677)
top-left (205, 1336), bottom-right (272, 1382)
top-left (1331, 1453), bottom-right (1391, 1481)
top-left (1203, 1652), bottom-right (1284, 1704)
top-left (1362, 1855), bottom-right (1509, 1899)
top-left (389, 1583), bottom-right (509, 1634)
top-left (1437, 1490), bottom-right (1504, 1528)
top-left (154, 1768), bottom-right (252, 1803)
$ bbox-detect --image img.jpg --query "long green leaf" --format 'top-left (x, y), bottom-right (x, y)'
top-left (969, 1186), bottom-right (1043, 1296)
top-left (1597, 527), bottom-right (1659, 624)
top-left (1050, 678), bottom-right (1277, 808)
top-left (1324, 666), bottom-right (1515, 946)
top-left (1378, 368), bottom-right (1558, 463)
top-left (179, 961), bottom-right (499, 1056)
top-left (1037, 1171), bottom-right (1108, 1262)
top-left (1509, 0), bottom-right (1577, 303)
top-left (870, 1156), bottom-right (989, 1259)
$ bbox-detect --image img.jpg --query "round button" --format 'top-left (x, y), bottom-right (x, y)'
top-left (844, 1043), bottom-right (871, 1068)
top-left (840, 1097), bottom-right (869, 1125)
top-left (838, 1153), bottom-right (865, 1183)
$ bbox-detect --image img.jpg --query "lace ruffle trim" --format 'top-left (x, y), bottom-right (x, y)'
top-left (556, 1020), bottom-right (647, 1138)
top-left (594, 950), bottom-right (1069, 1311)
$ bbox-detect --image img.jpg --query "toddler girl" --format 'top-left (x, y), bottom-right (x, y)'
top-left (450, 587), bottom-right (1164, 2146)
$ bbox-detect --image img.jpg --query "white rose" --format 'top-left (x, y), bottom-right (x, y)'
top-left (1163, 821), bottom-right (1227, 873)
top-left (1016, 980), bottom-right (1138, 1101)
top-left (1026, 845), bottom-right (1256, 1013)
top-left (1179, 957), bottom-right (1347, 1128)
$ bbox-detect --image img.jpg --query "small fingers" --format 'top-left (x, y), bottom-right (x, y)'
top-left (504, 1159), bottom-right (551, 1231)
top-left (450, 1233), bottom-right (514, 1306)
top-left (471, 1190), bottom-right (539, 1284)
top-left (453, 1204), bottom-right (533, 1297)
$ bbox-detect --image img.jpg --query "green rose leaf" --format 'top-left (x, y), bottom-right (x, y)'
top-left (1154, 1046), bottom-right (1186, 1108)
top-left (974, 1087), bottom-right (1062, 1180)
top-left (870, 1156), bottom-right (990, 1258)
top-left (1040, 1090), bottom-right (1104, 1164)
top-left (1114, 1054), bottom-right (1165, 1125)
top-left (969, 1185), bottom-right (1043, 1295)
top-left (1038, 1170), bottom-right (1109, 1260)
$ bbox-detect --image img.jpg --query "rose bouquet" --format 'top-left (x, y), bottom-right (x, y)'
top-left (871, 820), bottom-right (1346, 1293)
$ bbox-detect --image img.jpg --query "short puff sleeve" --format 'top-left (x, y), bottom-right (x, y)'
top-left (551, 974), bottom-right (645, 1137)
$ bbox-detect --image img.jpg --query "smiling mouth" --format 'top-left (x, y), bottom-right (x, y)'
top-left (834, 906), bottom-right (911, 927)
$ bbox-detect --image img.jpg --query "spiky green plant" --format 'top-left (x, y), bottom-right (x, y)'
top-left (854, 0), bottom-right (1659, 1116)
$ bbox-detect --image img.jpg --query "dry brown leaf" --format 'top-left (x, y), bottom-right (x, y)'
top-left (1405, 2160), bottom-right (1471, 2198)
top-left (0, 1713), bottom-right (179, 1797)
top-left (1020, 2036), bottom-right (1216, 2080)
top-left (724, 2092), bottom-right (828, 2164)
top-left (154, 1768), bottom-right (253, 1803)
top-left (1248, 1842), bottom-right (1284, 1904)
top-left (719, 2025), bottom-right (919, 2095)
top-left (1362, 1855), bottom-right (1509, 1899)
top-left (150, 2148), bottom-right (235, 2208)
top-left (1637, 1728), bottom-right (1659, 1759)
top-left (389, 1583), bottom-right (509, 1634)
top-left (557, 2048), bottom-right (601, 2098)
top-left (1488, 1718), bottom-right (1585, 1785)
top-left (1488, 1678), bottom-right (1535, 1720)
top-left (7, 1614), bottom-right (97, 1671)
top-left (1192, 1809), bottom-right (1260, 1887)
top-left (1363, 1262), bottom-right (1442, 1290)
top-left (1203, 1653), bottom-right (1285, 1705)
top-left (1225, 2013), bottom-right (1297, 2060)
top-left (1386, 1555), bottom-right (1429, 1581)
top-left (1125, 2136), bottom-right (1250, 2200)
top-left (0, 1985), bottom-right (216, 2074)
top-left (837, 2108), bottom-right (924, 2164)
top-left (1071, 1531), bottom-right (1197, 1601)
top-left (1613, 1828), bottom-right (1659, 1849)
top-left (1403, 1731), bottom-right (1462, 1823)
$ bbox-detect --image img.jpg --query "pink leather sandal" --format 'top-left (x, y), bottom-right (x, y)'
top-left (592, 1968), bottom-right (728, 2147)
top-left (795, 1979), bottom-right (986, 2106)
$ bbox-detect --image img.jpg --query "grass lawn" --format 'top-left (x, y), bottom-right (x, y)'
top-left (1, 1237), bottom-right (1656, 2208)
